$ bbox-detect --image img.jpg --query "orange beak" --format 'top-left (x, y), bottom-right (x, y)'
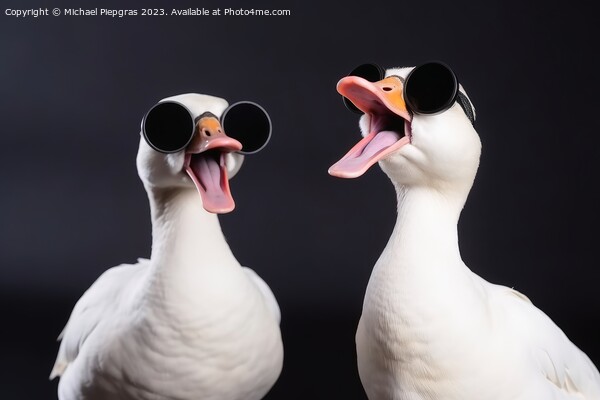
top-left (329, 75), bottom-right (412, 178)
top-left (184, 116), bottom-right (243, 214)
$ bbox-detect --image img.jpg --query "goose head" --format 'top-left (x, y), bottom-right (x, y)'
top-left (329, 63), bottom-right (481, 197)
top-left (136, 93), bottom-right (245, 214)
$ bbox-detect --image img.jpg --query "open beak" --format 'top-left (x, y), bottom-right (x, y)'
top-left (329, 76), bottom-right (412, 178)
top-left (184, 116), bottom-right (242, 214)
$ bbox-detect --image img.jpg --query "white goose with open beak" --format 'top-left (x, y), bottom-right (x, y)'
top-left (330, 66), bottom-right (600, 400)
top-left (51, 93), bottom-right (283, 400)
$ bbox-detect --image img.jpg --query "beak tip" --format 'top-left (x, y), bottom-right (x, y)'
top-left (328, 165), bottom-right (357, 179)
top-left (204, 204), bottom-right (236, 214)
top-left (337, 75), bottom-right (367, 96)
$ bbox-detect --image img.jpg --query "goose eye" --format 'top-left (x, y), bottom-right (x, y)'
top-left (142, 102), bottom-right (195, 153)
top-left (221, 101), bottom-right (272, 155)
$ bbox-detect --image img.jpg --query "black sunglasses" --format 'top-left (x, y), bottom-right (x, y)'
top-left (342, 61), bottom-right (475, 124)
top-left (142, 101), bottom-right (272, 154)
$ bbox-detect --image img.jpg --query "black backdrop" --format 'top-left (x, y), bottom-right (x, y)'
top-left (1, 0), bottom-right (599, 398)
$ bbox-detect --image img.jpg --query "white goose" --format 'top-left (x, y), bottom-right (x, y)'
top-left (51, 93), bottom-right (283, 400)
top-left (329, 63), bottom-right (600, 399)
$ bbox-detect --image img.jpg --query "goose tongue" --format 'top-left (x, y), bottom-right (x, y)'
top-left (329, 130), bottom-right (401, 177)
top-left (185, 151), bottom-right (235, 213)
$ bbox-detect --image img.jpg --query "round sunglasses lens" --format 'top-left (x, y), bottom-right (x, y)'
top-left (143, 102), bottom-right (195, 153)
top-left (343, 63), bottom-right (385, 113)
top-left (222, 102), bottom-right (271, 154)
top-left (404, 62), bottom-right (458, 114)
top-left (348, 63), bottom-right (384, 82)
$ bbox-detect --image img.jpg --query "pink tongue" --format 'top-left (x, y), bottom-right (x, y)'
top-left (188, 152), bottom-right (234, 213)
top-left (333, 130), bottom-right (401, 174)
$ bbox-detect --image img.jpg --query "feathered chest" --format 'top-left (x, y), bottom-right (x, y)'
top-left (356, 255), bottom-right (503, 399)
top-left (91, 285), bottom-right (283, 400)
top-left (363, 251), bottom-right (490, 357)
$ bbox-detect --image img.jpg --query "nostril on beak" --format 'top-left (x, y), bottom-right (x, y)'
top-left (203, 129), bottom-right (211, 137)
top-left (382, 87), bottom-right (393, 92)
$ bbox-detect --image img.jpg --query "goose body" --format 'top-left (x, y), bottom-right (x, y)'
top-left (51, 94), bottom-right (283, 400)
top-left (330, 65), bottom-right (600, 399)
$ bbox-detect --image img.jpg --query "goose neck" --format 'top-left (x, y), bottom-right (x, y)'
top-left (147, 187), bottom-right (239, 272)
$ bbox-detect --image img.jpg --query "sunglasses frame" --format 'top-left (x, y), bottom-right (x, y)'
top-left (342, 61), bottom-right (475, 124)
top-left (142, 100), bottom-right (272, 155)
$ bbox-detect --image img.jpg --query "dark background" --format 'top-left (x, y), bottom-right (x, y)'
top-left (1, 0), bottom-right (599, 398)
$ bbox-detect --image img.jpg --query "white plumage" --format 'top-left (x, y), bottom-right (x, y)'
top-left (330, 66), bottom-right (600, 399)
top-left (51, 94), bottom-right (283, 400)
